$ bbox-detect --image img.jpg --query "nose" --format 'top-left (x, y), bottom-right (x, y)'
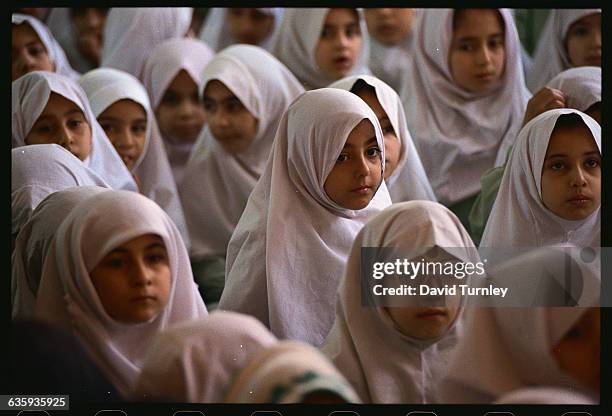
top-left (476, 45), bottom-right (493, 66)
top-left (354, 154), bottom-right (371, 178)
top-left (18, 51), bottom-right (37, 73)
top-left (178, 99), bottom-right (197, 119)
top-left (113, 127), bottom-right (137, 149)
top-left (335, 31), bottom-right (350, 49)
top-left (570, 165), bottom-right (588, 187)
top-left (131, 259), bottom-right (153, 287)
top-left (210, 109), bottom-right (230, 130)
top-left (592, 28), bottom-right (602, 49)
top-left (57, 125), bottom-right (75, 149)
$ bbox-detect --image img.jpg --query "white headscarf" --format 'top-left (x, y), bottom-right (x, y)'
top-left (180, 44), bottom-right (304, 259)
top-left (132, 311), bottom-right (277, 403)
top-left (321, 201), bottom-right (477, 403)
top-left (34, 190), bottom-right (207, 396)
top-left (218, 88), bottom-right (392, 346)
top-left (269, 8), bottom-right (371, 89)
top-left (78, 67), bottom-right (190, 247)
top-left (480, 109), bottom-right (601, 249)
top-left (225, 340), bottom-right (361, 403)
top-left (100, 7), bottom-right (193, 80)
top-left (11, 71), bottom-right (138, 192)
top-left (329, 74), bottom-right (436, 203)
top-left (546, 66), bottom-right (601, 112)
top-left (199, 8), bottom-right (284, 52)
top-left (12, 185), bottom-right (110, 320)
top-left (45, 8), bottom-right (95, 73)
top-left (141, 37), bottom-right (215, 185)
top-left (528, 9), bottom-right (601, 93)
top-left (494, 387), bottom-right (598, 404)
top-left (399, 9), bottom-right (530, 205)
top-left (12, 13), bottom-right (81, 81)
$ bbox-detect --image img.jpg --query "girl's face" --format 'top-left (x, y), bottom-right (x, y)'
top-left (566, 13), bottom-right (601, 68)
top-left (541, 121), bottom-right (601, 221)
top-left (71, 8), bottom-right (108, 66)
top-left (551, 307), bottom-right (600, 392)
top-left (202, 79), bottom-right (259, 154)
top-left (324, 119), bottom-right (383, 210)
top-left (364, 8), bottom-right (416, 46)
top-left (12, 23), bottom-right (54, 81)
top-left (354, 88), bottom-right (401, 180)
top-left (25, 92), bottom-right (92, 161)
top-left (226, 8), bottom-right (275, 45)
top-left (90, 234), bottom-right (172, 324)
top-left (315, 9), bottom-right (363, 82)
top-left (98, 99), bottom-right (147, 171)
top-left (449, 9), bottom-right (506, 94)
top-left (156, 70), bottom-right (207, 145)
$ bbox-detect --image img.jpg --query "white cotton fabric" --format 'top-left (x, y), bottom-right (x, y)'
top-left (546, 66), bottom-right (601, 112)
top-left (45, 8), bottom-right (95, 73)
top-left (199, 8), bottom-right (284, 52)
top-left (101, 7), bottom-right (193, 80)
top-left (329, 74), bottom-right (436, 203)
top-left (132, 311), bottom-right (277, 403)
top-left (494, 387), bottom-right (598, 404)
top-left (12, 13), bottom-right (81, 81)
top-left (34, 190), bottom-right (208, 397)
top-left (269, 8), bottom-right (371, 89)
top-left (528, 9), bottom-right (601, 93)
top-left (180, 44), bottom-right (304, 259)
top-left (321, 201), bottom-right (477, 403)
top-left (218, 88), bottom-right (392, 347)
top-left (225, 340), bottom-right (361, 403)
top-left (11, 71), bottom-right (138, 192)
top-left (141, 37), bottom-right (215, 185)
top-left (399, 9), bottom-right (531, 205)
top-left (12, 185), bottom-right (109, 320)
top-left (78, 67), bottom-right (190, 247)
top-left (480, 109), bottom-right (601, 249)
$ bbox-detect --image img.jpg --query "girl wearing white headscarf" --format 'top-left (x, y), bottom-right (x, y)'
top-left (329, 74), bottom-right (436, 203)
top-left (100, 7), bottom-right (193, 80)
top-left (480, 109), bottom-right (600, 249)
top-left (12, 13), bottom-right (80, 81)
top-left (180, 44), bottom-right (304, 306)
top-left (12, 71), bottom-right (138, 192)
top-left (141, 37), bottom-right (215, 185)
top-left (398, 9), bottom-right (530, 223)
top-left (78, 67), bottom-right (190, 246)
top-left (35, 190), bottom-right (208, 397)
top-left (12, 185), bottom-right (109, 320)
top-left (218, 88), bottom-right (392, 347)
top-left (269, 8), bottom-right (371, 90)
top-left (132, 311), bottom-right (277, 403)
top-left (199, 8), bottom-right (283, 52)
top-left (528, 9), bottom-right (601, 93)
top-left (321, 201), bottom-right (477, 403)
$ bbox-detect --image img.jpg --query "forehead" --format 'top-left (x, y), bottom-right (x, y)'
top-left (354, 88), bottom-right (387, 120)
top-left (571, 12), bottom-right (601, 27)
top-left (547, 122), bottom-right (597, 154)
top-left (100, 99), bottom-right (146, 119)
top-left (453, 9), bottom-right (504, 37)
top-left (167, 69), bottom-right (198, 92)
top-left (12, 22), bottom-right (42, 45)
top-left (203, 79), bottom-right (237, 100)
top-left (40, 92), bottom-right (83, 116)
top-left (324, 8), bottom-right (359, 26)
top-left (113, 233), bottom-right (166, 251)
top-left (345, 119), bottom-right (375, 145)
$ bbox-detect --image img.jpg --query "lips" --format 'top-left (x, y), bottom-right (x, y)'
top-left (585, 55), bottom-right (601, 66)
top-left (476, 72), bottom-right (496, 81)
top-left (131, 294), bottom-right (157, 303)
top-left (351, 185), bottom-right (372, 194)
top-left (568, 194), bottom-right (592, 206)
top-left (333, 56), bottom-right (353, 70)
top-left (416, 308), bottom-right (448, 320)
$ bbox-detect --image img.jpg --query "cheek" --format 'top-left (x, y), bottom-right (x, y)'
top-left (315, 41), bottom-right (332, 68)
top-left (158, 267), bottom-right (173, 306)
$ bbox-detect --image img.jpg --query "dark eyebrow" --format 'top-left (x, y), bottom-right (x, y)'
top-left (584, 151), bottom-right (601, 157)
top-left (64, 109), bottom-right (84, 117)
top-left (545, 153), bottom-right (568, 159)
top-left (365, 137), bottom-right (378, 145)
top-left (146, 242), bottom-right (166, 251)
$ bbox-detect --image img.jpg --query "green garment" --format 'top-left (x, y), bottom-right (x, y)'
top-left (191, 255), bottom-right (226, 309)
top-left (448, 194), bottom-right (479, 239)
top-left (468, 165), bottom-right (505, 246)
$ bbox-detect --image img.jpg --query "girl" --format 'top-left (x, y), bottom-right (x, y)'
top-left (321, 201), bottom-right (476, 403)
top-left (329, 74), bottom-right (436, 202)
top-left (78, 67), bottom-right (190, 245)
top-left (35, 190), bottom-right (208, 396)
top-left (480, 109), bottom-right (600, 249)
top-left (12, 71), bottom-right (138, 192)
top-left (100, 7), bottom-right (193, 80)
top-left (141, 37), bottom-right (214, 185)
top-left (132, 311), bottom-right (277, 402)
top-left (218, 88), bottom-right (392, 346)
top-left (269, 8), bottom-right (370, 89)
top-left (12, 13), bottom-right (80, 81)
top-left (199, 8), bottom-right (283, 51)
top-left (180, 44), bottom-right (304, 306)
top-left (399, 9), bottom-right (530, 227)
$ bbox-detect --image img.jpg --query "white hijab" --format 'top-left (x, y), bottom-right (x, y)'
top-left (321, 201), bottom-right (477, 403)
top-left (100, 7), bottom-right (193, 80)
top-left (528, 9), bottom-right (601, 93)
top-left (399, 9), bottom-right (530, 205)
top-left (218, 88), bottom-right (392, 346)
top-left (11, 71), bottom-right (138, 192)
top-left (132, 311), bottom-right (277, 403)
top-left (480, 109), bottom-right (601, 249)
top-left (329, 74), bottom-right (436, 203)
top-left (12, 13), bottom-right (81, 81)
top-left (12, 185), bottom-right (109, 320)
top-left (141, 37), bottom-right (215, 185)
top-left (199, 8), bottom-right (284, 52)
top-left (34, 190), bottom-right (208, 396)
top-left (269, 8), bottom-right (371, 90)
top-left (494, 387), bottom-right (598, 404)
top-left (45, 7), bottom-right (95, 73)
top-left (546, 66), bottom-right (601, 112)
top-left (78, 67), bottom-right (190, 247)
top-left (180, 44), bottom-right (304, 259)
